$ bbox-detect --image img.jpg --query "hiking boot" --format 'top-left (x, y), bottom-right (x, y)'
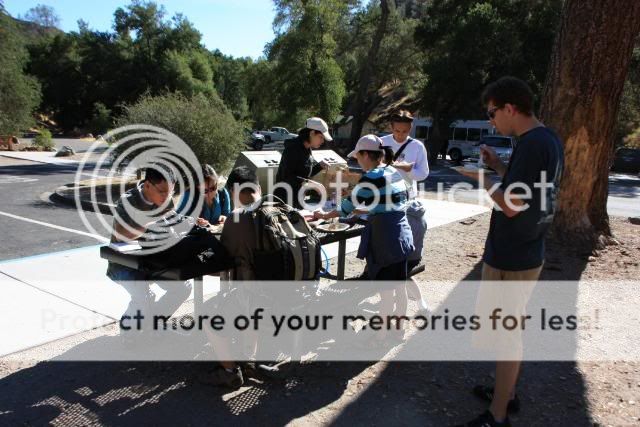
top-left (199, 366), bottom-right (244, 388)
top-left (454, 410), bottom-right (511, 427)
top-left (472, 385), bottom-right (520, 413)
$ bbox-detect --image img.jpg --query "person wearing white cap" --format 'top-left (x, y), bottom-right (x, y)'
top-left (274, 117), bottom-right (331, 208)
top-left (314, 134), bottom-right (414, 345)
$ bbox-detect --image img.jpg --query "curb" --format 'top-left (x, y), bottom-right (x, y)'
top-left (51, 178), bottom-right (136, 215)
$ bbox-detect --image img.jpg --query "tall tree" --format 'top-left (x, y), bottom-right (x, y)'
top-left (0, 9), bottom-right (41, 134)
top-left (348, 0), bottom-right (392, 142)
top-left (22, 4), bottom-right (60, 28)
top-left (540, 0), bottom-right (640, 246)
top-left (416, 0), bottom-right (561, 162)
top-left (335, 1), bottom-right (425, 144)
top-left (267, 0), bottom-right (349, 127)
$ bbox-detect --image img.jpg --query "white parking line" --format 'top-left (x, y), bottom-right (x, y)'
top-left (0, 175), bottom-right (38, 184)
top-left (0, 210), bottom-right (109, 243)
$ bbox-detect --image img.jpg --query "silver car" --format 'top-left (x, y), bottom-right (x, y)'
top-left (469, 136), bottom-right (514, 165)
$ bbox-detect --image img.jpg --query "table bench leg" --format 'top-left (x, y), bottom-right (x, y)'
top-left (337, 240), bottom-right (346, 281)
top-left (194, 276), bottom-right (203, 316)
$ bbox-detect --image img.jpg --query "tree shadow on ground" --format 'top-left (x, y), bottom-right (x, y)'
top-left (0, 239), bottom-right (593, 426)
top-left (0, 353), bottom-right (376, 426)
top-left (331, 241), bottom-right (592, 425)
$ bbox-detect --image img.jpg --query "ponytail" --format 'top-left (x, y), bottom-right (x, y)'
top-left (381, 146), bottom-right (394, 166)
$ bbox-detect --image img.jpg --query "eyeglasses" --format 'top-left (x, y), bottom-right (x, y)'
top-left (487, 106), bottom-right (502, 120)
top-left (203, 186), bottom-right (217, 194)
top-left (150, 181), bottom-right (174, 196)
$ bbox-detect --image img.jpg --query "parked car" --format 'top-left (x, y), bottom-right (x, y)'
top-left (468, 135), bottom-right (514, 164)
top-left (256, 127), bottom-right (298, 142)
top-left (611, 147), bottom-right (640, 174)
top-left (244, 129), bottom-right (266, 151)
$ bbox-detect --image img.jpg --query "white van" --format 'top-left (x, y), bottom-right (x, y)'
top-left (447, 120), bottom-right (496, 162)
top-left (411, 117), bottom-right (432, 143)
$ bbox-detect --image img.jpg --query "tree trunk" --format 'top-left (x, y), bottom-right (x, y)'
top-left (539, 0), bottom-right (640, 247)
top-left (349, 0), bottom-right (391, 144)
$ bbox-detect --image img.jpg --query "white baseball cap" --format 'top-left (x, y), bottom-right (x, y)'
top-left (348, 134), bottom-right (383, 158)
top-left (306, 117), bottom-right (333, 141)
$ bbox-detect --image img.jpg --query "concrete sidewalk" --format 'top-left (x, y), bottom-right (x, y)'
top-left (0, 198), bottom-right (489, 357)
top-left (0, 151), bottom-right (81, 166)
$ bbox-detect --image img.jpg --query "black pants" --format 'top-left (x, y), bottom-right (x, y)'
top-left (372, 260), bottom-right (408, 281)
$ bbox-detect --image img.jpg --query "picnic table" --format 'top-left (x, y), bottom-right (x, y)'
top-left (100, 221), bottom-right (365, 315)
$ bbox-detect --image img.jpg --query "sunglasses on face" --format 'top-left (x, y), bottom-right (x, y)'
top-left (487, 106), bottom-right (501, 120)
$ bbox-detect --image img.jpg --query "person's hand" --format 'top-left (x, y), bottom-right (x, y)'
top-left (479, 144), bottom-right (500, 169)
top-left (313, 210), bottom-right (326, 220)
top-left (217, 215), bottom-right (227, 224)
top-left (456, 167), bottom-right (484, 181)
top-left (393, 161), bottom-right (414, 172)
top-left (319, 160), bottom-right (330, 170)
top-left (196, 217), bottom-right (210, 227)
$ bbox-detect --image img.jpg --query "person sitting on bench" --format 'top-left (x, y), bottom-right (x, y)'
top-left (106, 164), bottom-right (192, 339)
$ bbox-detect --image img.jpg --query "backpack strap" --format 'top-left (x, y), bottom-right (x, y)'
top-left (393, 137), bottom-right (414, 162)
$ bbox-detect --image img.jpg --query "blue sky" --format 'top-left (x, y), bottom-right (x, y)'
top-left (4, 0), bottom-right (276, 59)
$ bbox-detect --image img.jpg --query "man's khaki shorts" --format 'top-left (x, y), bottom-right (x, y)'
top-left (472, 262), bottom-right (543, 359)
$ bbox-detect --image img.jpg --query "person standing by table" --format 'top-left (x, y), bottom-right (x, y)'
top-left (274, 117), bottom-right (331, 208)
top-left (314, 134), bottom-right (414, 345)
top-left (454, 76), bottom-right (564, 427)
top-left (381, 110), bottom-right (430, 313)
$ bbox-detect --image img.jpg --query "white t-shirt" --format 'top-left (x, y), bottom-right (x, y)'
top-left (380, 134), bottom-right (429, 197)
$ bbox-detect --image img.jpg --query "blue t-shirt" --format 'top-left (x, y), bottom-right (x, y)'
top-left (177, 188), bottom-right (231, 224)
top-left (483, 126), bottom-right (564, 271)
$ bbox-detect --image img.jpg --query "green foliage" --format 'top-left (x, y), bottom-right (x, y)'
top-left (266, 0), bottom-right (348, 128)
top-left (0, 10), bottom-right (41, 135)
top-left (87, 102), bottom-right (112, 135)
top-left (617, 43), bottom-right (640, 147)
top-left (22, 4), bottom-right (60, 28)
top-left (115, 92), bottom-right (244, 172)
top-left (416, 0), bottom-right (562, 129)
top-left (26, 1), bottom-right (216, 132)
top-left (33, 128), bottom-right (54, 149)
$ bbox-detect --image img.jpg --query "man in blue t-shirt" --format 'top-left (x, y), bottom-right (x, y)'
top-left (455, 77), bottom-right (564, 427)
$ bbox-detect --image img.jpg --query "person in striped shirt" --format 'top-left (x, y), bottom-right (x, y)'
top-left (315, 134), bottom-right (414, 344)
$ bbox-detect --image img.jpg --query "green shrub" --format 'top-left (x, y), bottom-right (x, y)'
top-left (115, 92), bottom-right (244, 173)
top-left (87, 102), bottom-right (112, 135)
top-left (33, 129), bottom-right (54, 150)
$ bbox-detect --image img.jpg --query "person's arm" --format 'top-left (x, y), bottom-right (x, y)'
top-left (405, 143), bottom-right (429, 181)
top-left (480, 179), bottom-right (525, 218)
top-left (176, 190), bottom-right (190, 215)
top-left (113, 221), bottom-right (146, 241)
top-left (462, 142), bottom-right (541, 218)
top-left (310, 161), bottom-right (324, 177)
top-left (220, 188), bottom-right (231, 216)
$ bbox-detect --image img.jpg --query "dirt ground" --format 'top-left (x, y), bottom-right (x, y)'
top-left (1, 213), bottom-right (639, 426)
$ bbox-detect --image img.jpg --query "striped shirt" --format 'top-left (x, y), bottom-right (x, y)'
top-left (338, 166), bottom-right (408, 216)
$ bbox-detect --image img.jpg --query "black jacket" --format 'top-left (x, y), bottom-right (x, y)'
top-left (274, 137), bottom-right (323, 208)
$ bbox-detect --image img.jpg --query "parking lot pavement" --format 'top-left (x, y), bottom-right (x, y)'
top-left (0, 194), bottom-right (488, 357)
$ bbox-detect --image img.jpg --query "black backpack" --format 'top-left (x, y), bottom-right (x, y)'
top-left (251, 195), bottom-right (322, 281)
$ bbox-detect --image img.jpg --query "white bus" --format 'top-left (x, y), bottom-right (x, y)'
top-left (411, 117), bottom-right (432, 143)
top-left (447, 120), bottom-right (497, 162)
